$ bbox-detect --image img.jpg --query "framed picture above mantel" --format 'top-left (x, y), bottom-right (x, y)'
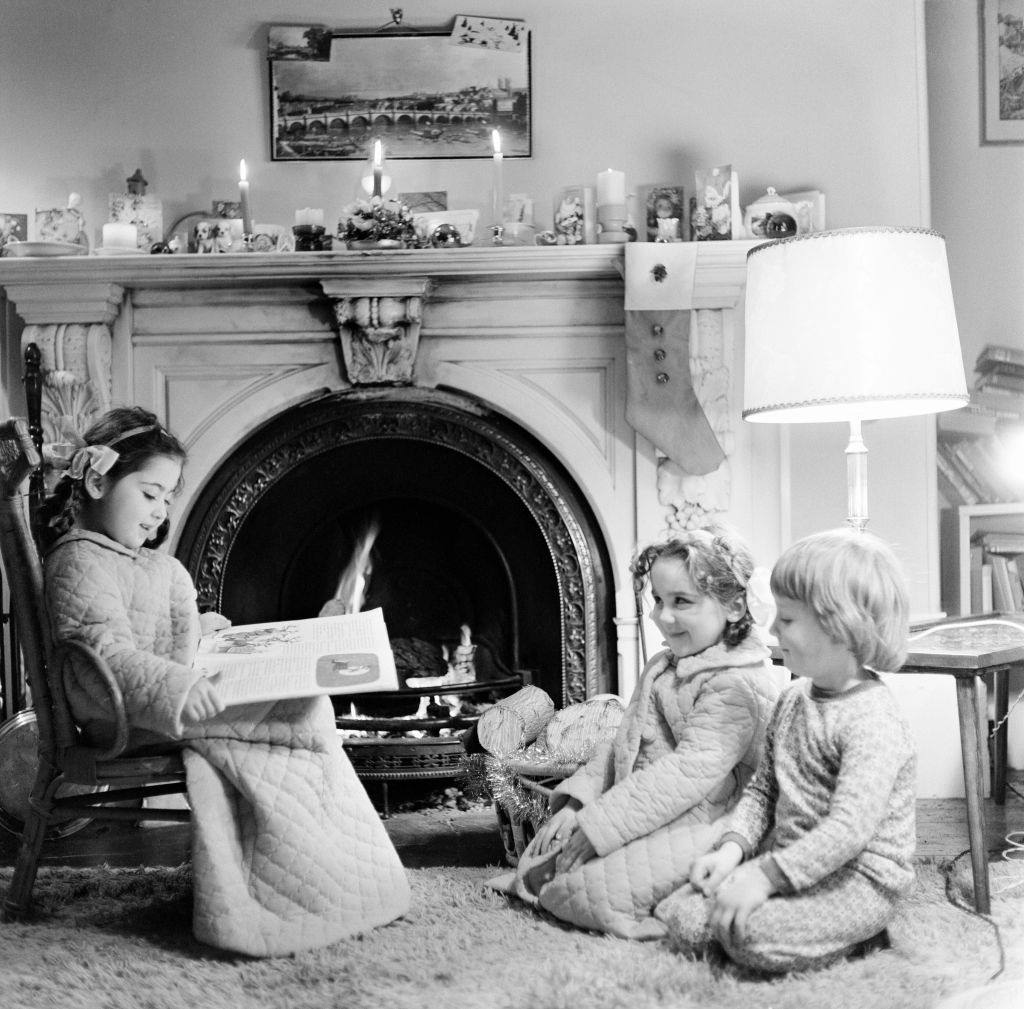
top-left (267, 23), bottom-right (532, 161)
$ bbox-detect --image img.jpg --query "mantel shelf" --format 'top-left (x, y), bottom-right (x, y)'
top-left (0, 240), bottom-right (763, 322)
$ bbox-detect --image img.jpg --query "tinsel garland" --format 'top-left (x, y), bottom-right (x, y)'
top-left (463, 743), bottom-right (591, 825)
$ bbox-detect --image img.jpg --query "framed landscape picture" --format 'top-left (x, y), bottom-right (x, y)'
top-left (268, 27), bottom-right (532, 161)
top-left (981, 0), bottom-right (1024, 143)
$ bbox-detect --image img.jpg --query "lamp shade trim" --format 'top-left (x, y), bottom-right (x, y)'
top-left (742, 390), bottom-right (969, 422)
top-left (746, 224), bottom-right (946, 261)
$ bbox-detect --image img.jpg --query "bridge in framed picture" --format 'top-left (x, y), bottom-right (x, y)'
top-left (267, 20), bottom-right (531, 162)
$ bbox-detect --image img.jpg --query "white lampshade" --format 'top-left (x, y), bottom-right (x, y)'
top-left (743, 227), bottom-right (968, 423)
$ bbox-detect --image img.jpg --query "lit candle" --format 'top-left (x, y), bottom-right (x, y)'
top-left (238, 159), bottom-right (253, 235)
top-left (372, 140), bottom-right (383, 199)
top-left (596, 168), bottom-right (626, 207)
top-left (491, 129), bottom-right (504, 230)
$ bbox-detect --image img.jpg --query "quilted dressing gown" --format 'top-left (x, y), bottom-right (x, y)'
top-left (511, 634), bottom-right (781, 939)
top-left (44, 529), bottom-right (410, 957)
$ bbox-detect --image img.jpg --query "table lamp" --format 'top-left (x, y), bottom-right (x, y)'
top-left (743, 227), bottom-right (969, 531)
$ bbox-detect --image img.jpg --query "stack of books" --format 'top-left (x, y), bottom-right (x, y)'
top-left (969, 530), bottom-right (1024, 614)
top-left (936, 344), bottom-right (1024, 507)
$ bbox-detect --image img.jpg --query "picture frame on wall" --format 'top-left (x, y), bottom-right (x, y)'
top-left (268, 26), bottom-right (532, 161)
top-left (980, 0), bottom-right (1024, 144)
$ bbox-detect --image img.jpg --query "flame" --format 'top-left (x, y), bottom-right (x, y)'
top-left (326, 515), bottom-right (380, 615)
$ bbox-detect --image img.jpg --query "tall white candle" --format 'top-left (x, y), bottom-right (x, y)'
top-left (596, 168), bottom-right (626, 206)
top-left (491, 129), bottom-right (504, 228)
top-left (372, 140), bottom-right (383, 199)
top-left (238, 159), bottom-right (253, 235)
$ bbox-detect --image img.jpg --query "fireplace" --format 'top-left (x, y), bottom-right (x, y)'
top-left (0, 244), bottom-right (766, 711)
top-left (175, 386), bottom-right (615, 705)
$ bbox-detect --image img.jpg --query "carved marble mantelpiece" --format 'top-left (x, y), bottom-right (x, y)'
top-left (0, 242), bottom-right (777, 697)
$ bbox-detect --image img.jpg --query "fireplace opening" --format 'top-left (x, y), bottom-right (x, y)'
top-left (176, 387), bottom-right (616, 709)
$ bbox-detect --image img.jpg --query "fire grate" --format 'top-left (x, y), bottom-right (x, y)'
top-left (337, 674), bottom-right (522, 815)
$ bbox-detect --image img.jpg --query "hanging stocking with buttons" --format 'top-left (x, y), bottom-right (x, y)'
top-left (622, 245), bottom-right (725, 475)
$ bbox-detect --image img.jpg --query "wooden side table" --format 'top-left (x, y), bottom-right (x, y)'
top-left (903, 614), bottom-right (1018, 914)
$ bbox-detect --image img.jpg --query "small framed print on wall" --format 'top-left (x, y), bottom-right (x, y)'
top-left (981, 0), bottom-right (1024, 143)
top-left (267, 23), bottom-right (531, 161)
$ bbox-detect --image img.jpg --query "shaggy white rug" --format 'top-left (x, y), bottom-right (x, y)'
top-left (0, 859), bottom-right (1021, 1009)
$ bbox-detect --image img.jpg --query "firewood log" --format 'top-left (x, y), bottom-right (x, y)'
top-left (542, 694), bottom-right (625, 762)
top-left (476, 685), bottom-right (555, 757)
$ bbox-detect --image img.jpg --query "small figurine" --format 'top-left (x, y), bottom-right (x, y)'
top-left (192, 220), bottom-right (216, 254)
top-left (214, 222), bottom-right (235, 253)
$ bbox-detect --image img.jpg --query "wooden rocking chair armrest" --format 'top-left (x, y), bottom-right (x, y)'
top-left (52, 638), bottom-right (131, 760)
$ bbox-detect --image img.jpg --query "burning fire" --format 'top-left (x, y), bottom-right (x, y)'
top-left (320, 515), bottom-right (380, 617)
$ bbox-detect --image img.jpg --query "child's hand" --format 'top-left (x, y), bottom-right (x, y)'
top-left (555, 829), bottom-right (597, 874)
top-left (182, 676), bottom-right (225, 725)
top-left (690, 841), bottom-right (744, 896)
top-left (199, 611), bottom-right (232, 636)
top-left (534, 801), bottom-right (581, 854)
top-left (709, 861), bottom-right (774, 945)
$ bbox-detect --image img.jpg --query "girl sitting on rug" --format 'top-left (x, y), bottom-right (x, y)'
top-left (490, 524), bottom-right (783, 939)
top-left (656, 528), bottom-right (917, 974)
top-left (41, 406), bottom-right (410, 957)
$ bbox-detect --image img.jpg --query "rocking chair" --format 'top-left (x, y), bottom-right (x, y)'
top-left (0, 418), bottom-right (189, 921)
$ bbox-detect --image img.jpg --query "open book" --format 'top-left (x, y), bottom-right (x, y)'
top-left (194, 608), bottom-right (399, 706)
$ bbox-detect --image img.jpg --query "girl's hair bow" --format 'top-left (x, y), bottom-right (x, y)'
top-left (745, 566), bottom-right (775, 628)
top-left (46, 441), bottom-right (120, 481)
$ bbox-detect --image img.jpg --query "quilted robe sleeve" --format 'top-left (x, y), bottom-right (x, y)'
top-left (549, 738), bottom-right (616, 813)
top-left (45, 540), bottom-right (203, 739)
top-left (576, 670), bottom-right (762, 857)
top-left (719, 701), bottom-right (781, 858)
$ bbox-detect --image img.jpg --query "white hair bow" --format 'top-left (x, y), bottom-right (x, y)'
top-left (50, 443), bottom-right (120, 480)
top-left (745, 566), bottom-right (775, 627)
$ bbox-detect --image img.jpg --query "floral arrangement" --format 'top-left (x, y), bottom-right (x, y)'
top-left (338, 196), bottom-right (417, 247)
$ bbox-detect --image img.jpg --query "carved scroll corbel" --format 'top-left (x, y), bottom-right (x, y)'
top-left (320, 277), bottom-right (431, 385)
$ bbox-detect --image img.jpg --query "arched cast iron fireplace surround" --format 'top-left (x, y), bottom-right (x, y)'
top-left (175, 387), bottom-right (616, 706)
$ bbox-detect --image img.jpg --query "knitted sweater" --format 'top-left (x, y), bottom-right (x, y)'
top-left (723, 676), bottom-right (917, 898)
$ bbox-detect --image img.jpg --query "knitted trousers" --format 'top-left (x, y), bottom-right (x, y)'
top-left (654, 866), bottom-right (898, 974)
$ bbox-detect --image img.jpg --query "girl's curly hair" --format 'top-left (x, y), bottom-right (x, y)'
top-left (40, 406), bottom-right (186, 550)
top-left (630, 523), bottom-right (756, 647)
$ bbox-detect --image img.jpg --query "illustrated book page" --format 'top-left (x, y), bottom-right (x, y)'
top-left (194, 608), bottom-right (399, 706)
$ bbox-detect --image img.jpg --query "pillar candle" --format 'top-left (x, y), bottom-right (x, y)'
top-left (372, 141), bottom-right (383, 199)
top-left (596, 168), bottom-right (626, 206)
top-left (102, 222), bottom-right (137, 249)
top-left (491, 129), bottom-right (504, 227)
top-left (238, 159), bottom-right (253, 235)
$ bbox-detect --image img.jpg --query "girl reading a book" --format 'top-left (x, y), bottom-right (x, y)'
top-left (41, 406), bottom-right (410, 957)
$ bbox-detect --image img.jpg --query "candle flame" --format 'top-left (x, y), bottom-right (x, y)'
top-left (373, 140), bottom-right (382, 167)
top-left (491, 130), bottom-right (501, 155)
top-left (239, 159), bottom-right (248, 182)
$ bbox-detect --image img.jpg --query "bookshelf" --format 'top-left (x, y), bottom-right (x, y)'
top-left (940, 502), bottom-right (1024, 616)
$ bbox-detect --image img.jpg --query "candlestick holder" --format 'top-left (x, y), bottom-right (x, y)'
top-left (596, 203), bottom-right (629, 244)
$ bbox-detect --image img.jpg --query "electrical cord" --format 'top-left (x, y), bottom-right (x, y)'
top-left (939, 847), bottom-right (1005, 982)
